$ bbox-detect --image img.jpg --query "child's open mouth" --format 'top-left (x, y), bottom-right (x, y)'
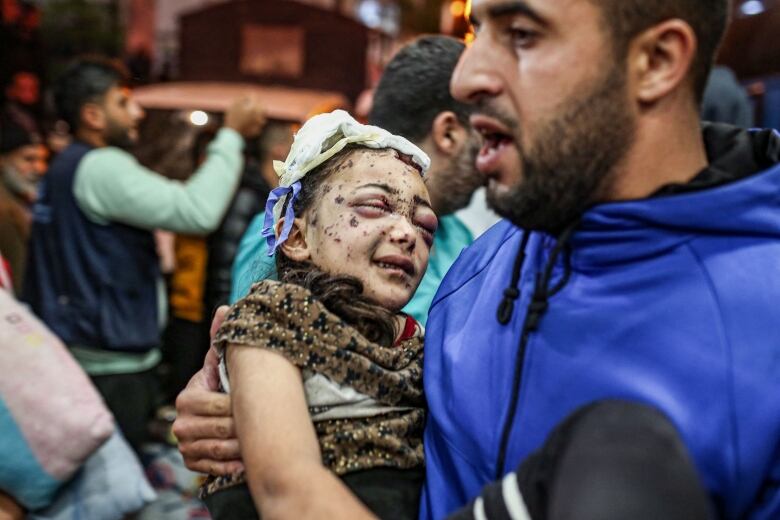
top-left (374, 255), bottom-right (415, 277)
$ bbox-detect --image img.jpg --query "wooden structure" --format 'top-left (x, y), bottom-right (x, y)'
top-left (719, 5), bottom-right (780, 80)
top-left (178, 0), bottom-right (372, 101)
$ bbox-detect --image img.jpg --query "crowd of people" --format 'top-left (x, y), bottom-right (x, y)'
top-left (1, 0), bottom-right (779, 518)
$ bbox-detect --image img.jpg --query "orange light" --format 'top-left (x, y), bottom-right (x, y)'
top-left (463, 0), bottom-right (475, 44)
top-left (450, 0), bottom-right (466, 18)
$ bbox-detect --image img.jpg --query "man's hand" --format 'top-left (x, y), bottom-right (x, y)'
top-left (0, 492), bottom-right (23, 520)
top-left (173, 306), bottom-right (243, 475)
top-left (224, 96), bottom-right (266, 139)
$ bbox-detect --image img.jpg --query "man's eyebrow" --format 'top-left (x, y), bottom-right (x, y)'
top-left (470, 1), bottom-right (547, 27)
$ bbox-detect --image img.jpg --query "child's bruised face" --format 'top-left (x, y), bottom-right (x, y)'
top-left (305, 149), bottom-right (437, 311)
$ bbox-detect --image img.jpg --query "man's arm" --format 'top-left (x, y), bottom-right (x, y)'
top-left (227, 345), bottom-right (375, 519)
top-left (74, 98), bottom-right (265, 235)
top-left (173, 306), bottom-right (244, 475)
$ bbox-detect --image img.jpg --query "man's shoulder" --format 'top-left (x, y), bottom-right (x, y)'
top-left (431, 220), bottom-right (521, 305)
top-left (687, 231), bottom-right (780, 305)
top-left (73, 146), bottom-right (139, 188)
top-left (80, 146), bottom-right (136, 169)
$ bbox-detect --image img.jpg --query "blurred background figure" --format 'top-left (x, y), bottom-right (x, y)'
top-left (353, 87), bottom-right (374, 122)
top-left (161, 129), bottom-right (216, 405)
top-left (205, 121), bottom-right (293, 313)
top-left (702, 65), bottom-right (754, 127)
top-left (0, 115), bottom-right (45, 293)
top-left (162, 121), bottom-right (292, 404)
top-left (2, 69), bottom-right (42, 135)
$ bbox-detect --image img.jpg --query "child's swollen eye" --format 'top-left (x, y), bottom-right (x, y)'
top-left (414, 211), bottom-right (437, 247)
top-left (417, 226), bottom-right (435, 247)
top-left (354, 198), bottom-right (391, 215)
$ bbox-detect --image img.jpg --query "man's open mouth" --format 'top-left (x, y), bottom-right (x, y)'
top-left (472, 114), bottom-right (515, 176)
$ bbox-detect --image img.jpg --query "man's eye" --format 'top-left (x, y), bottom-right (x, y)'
top-left (510, 27), bottom-right (538, 48)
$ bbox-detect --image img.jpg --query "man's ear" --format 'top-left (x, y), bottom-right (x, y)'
top-left (277, 217), bottom-right (311, 262)
top-left (430, 111), bottom-right (467, 157)
top-left (80, 102), bottom-right (106, 131)
top-left (629, 19), bottom-right (697, 105)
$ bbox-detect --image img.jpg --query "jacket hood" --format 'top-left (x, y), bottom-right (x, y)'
top-left (570, 124), bottom-right (780, 268)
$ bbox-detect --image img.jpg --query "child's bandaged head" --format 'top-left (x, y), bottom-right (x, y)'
top-left (262, 110), bottom-right (431, 255)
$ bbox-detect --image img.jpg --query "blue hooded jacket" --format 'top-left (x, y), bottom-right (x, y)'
top-left (421, 125), bottom-right (780, 519)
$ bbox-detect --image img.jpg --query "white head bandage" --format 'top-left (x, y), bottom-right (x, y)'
top-left (262, 109), bottom-right (430, 254)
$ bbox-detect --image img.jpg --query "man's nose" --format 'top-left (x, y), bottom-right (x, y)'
top-left (450, 34), bottom-right (504, 104)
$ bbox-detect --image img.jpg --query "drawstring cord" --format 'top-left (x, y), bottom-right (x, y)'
top-left (494, 219), bottom-right (580, 478)
top-left (525, 222), bottom-right (577, 331)
top-left (497, 231), bottom-right (531, 325)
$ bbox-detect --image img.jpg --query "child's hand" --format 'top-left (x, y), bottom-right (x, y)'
top-left (173, 306), bottom-right (243, 475)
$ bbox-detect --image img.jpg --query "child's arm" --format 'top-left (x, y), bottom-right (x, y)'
top-left (227, 344), bottom-right (377, 520)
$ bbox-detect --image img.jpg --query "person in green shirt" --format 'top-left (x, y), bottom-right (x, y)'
top-left (229, 36), bottom-right (483, 325)
top-left (24, 56), bottom-right (265, 450)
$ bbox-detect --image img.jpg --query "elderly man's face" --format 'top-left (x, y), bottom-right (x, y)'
top-left (451, 0), bottom-right (637, 233)
top-left (3, 144), bottom-right (46, 179)
top-left (1, 144), bottom-right (47, 201)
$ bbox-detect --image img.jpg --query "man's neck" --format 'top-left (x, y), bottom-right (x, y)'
top-left (75, 129), bottom-right (107, 148)
top-left (416, 139), bottom-right (453, 217)
top-left (608, 104), bottom-right (708, 201)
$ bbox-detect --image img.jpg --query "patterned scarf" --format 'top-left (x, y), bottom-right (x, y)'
top-left (202, 280), bottom-right (425, 498)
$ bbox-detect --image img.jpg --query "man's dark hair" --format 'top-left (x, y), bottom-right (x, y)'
top-left (370, 35), bottom-right (471, 141)
top-left (53, 56), bottom-right (130, 132)
top-left (595, 0), bottom-right (731, 101)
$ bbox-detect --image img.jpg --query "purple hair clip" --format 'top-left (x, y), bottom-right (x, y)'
top-left (261, 181), bottom-right (302, 256)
